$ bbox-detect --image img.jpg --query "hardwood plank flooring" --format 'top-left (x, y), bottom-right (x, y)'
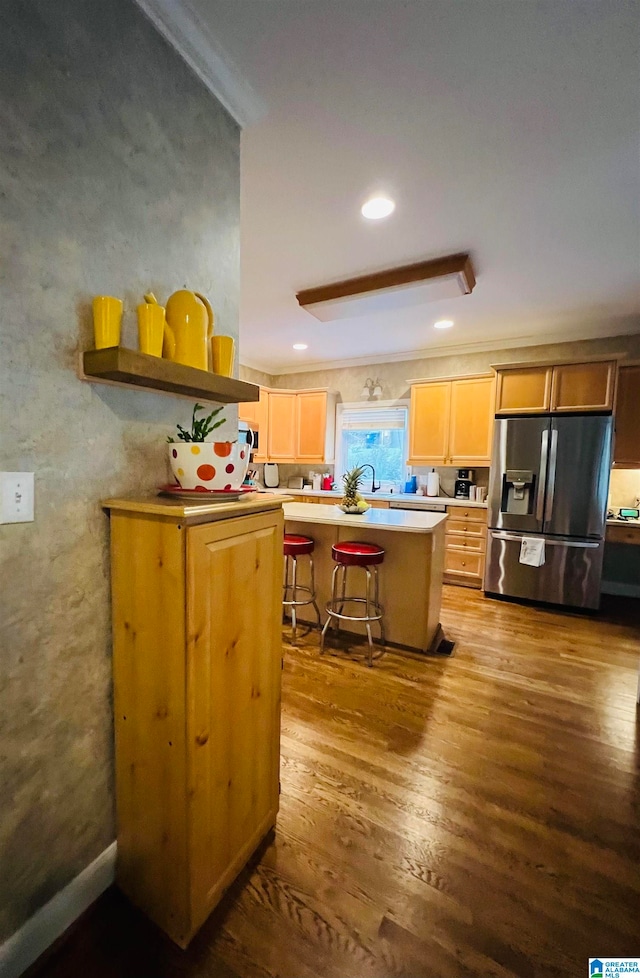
top-left (30, 587), bottom-right (640, 978)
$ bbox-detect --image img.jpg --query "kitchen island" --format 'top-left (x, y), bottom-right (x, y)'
top-left (283, 502), bottom-right (448, 654)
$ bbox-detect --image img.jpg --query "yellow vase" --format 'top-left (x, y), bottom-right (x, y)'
top-left (164, 290), bottom-right (214, 371)
top-left (211, 335), bottom-right (235, 377)
top-left (92, 296), bottom-right (123, 349)
top-left (137, 303), bottom-right (165, 357)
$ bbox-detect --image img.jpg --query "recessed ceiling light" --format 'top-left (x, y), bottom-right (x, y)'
top-left (361, 196), bottom-right (395, 220)
top-left (433, 319), bottom-right (454, 329)
top-left (292, 342), bottom-right (308, 350)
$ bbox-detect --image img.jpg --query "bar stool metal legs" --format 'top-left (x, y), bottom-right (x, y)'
top-left (283, 550), bottom-right (321, 641)
top-left (320, 544), bottom-right (385, 666)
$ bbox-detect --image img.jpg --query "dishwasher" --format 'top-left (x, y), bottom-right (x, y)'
top-left (388, 499), bottom-right (447, 513)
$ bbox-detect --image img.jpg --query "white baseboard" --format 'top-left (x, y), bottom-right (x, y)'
top-left (601, 581), bottom-right (640, 598)
top-left (0, 842), bottom-right (117, 978)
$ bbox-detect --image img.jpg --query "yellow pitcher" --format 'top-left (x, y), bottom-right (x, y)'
top-left (147, 290), bottom-right (214, 371)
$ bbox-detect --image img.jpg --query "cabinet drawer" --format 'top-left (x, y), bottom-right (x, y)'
top-left (447, 518), bottom-right (487, 537)
top-left (444, 549), bottom-right (484, 578)
top-left (446, 533), bottom-right (486, 554)
top-left (446, 506), bottom-right (486, 523)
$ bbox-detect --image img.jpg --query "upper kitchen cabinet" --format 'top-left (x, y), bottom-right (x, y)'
top-left (239, 388), bottom-right (269, 462)
top-left (408, 375), bottom-right (494, 466)
top-left (495, 366), bottom-right (553, 414)
top-left (408, 381), bottom-right (450, 463)
top-left (244, 387), bottom-right (337, 463)
top-left (267, 391), bottom-right (298, 461)
top-left (613, 363), bottom-right (640, 467)
top-left (495, 359), bottom-right (617, 415)
top-left (448, 376), bottom-right (496, 464)
top-left (296, 390), bottom-right (337, 462)
top-left (550, 360), bottom-right (617, 412)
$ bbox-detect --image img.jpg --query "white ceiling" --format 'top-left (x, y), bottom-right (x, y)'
top-left (185, 0), bottom-right (640, 373)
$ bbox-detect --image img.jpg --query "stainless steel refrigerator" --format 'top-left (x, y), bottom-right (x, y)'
top-left (485, 414), bottom-right (613, 610)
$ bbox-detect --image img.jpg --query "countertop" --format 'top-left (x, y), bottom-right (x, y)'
top-left (283, 502), bottom-right (448, 534)
top-left (271, 487), bottom-right (487, 509)
top-left (606, 518), bottom-right (640, 528)
top-left (103, 491), bottom-right (292, 523)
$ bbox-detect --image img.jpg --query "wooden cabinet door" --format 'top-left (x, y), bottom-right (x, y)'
top-left (267, 392), bottom-right (297, 461)
top-left (448, 376), bottom-right (495, 465)
top-left (187, 511), bottom-right (283, 932)
top-left (296, 391), bottom-right (327, 461)
top-left (253, 388), bottom-right (269, 462)
top-left (550, 361), bottom-right (617, 412)
top-left (408, 382), bottom-right (450, 464)
top-left (238, 399), bottom-right (259, 426)
top-left (495, 367), bottom-right (552, 414)
top-left (614, 364), bottom-right (640, 466)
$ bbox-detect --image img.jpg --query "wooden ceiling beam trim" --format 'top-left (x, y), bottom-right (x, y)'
top-left (296, 252), bottom-right (475, 308)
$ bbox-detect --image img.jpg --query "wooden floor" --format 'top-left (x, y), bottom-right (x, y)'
top-left (32, 587), bottom-right (640, 978)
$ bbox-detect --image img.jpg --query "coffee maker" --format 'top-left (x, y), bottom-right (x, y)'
top-left (454, 468), bottom-right (474, 498)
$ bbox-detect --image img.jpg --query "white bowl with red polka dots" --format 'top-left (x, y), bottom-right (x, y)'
top-left (168, 441), bottom-right (250, 490)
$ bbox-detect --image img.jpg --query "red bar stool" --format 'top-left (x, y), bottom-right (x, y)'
top-left (321, 541), bottom-right (386, 667)
top-left (283, 534), bottom-right (321, 640)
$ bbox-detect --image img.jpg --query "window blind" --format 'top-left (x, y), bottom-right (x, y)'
top-left (340, 406), bottom-right (407, 430)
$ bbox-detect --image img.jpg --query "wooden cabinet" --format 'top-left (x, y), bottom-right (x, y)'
top-left (495, 360), bottom-right (617, 415)
top-left (448, 377), bottom-right (495, 464)
top-left (296, 391), bottom-right (336, 462)
top-left (409, 382), bottom-right (450, 463)
top-left (408, 375), bottom-right (494, 466)
top-left (495, 366), bottom-right (552, 414)
top-left (106, 498), bottom-right (284, 948)
top-left (239, 388), bottom-right (269, 462)
top-left (613, 364), bottom-right (640, 466)
top-left (443, 506), bottom-right (487, 588)
top-left (267, 392), bottom-right (297, 461)
top-left (243, 387), bottom-right (336, 464)
top-left (550, 360), bottom-right (616, 412)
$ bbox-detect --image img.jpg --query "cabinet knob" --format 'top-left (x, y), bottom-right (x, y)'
top-left (461, 561), bottom-right (466, 566)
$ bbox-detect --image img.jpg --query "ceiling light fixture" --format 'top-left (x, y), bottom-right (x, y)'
top-left (296, 252), bottom-right (475, 322)
top-left (433, 319), bottom-right (454, 329)
top-left (361, 196), bottom-right (395, 220)
top-left (360, 377), bottom-right (383, 400)
top-left (292, 342), bottom-right (308, 350)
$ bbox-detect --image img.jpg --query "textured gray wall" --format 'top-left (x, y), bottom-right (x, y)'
top-left (0, 0), bottom-right (239, 942)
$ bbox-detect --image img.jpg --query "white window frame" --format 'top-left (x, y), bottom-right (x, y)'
top-left (334, 399), bottom-right (410, 491)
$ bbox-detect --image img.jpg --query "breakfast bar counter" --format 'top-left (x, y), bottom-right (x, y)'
top-left (283, 502), bottom-right (448, 654)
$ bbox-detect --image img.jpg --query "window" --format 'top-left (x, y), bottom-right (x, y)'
top-left (334, 401), bottom-right (409, 489)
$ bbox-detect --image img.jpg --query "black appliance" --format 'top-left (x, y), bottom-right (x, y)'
top-left (454, 468), bottom-right (474, 498)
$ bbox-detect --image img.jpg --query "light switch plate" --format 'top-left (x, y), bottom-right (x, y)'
top-left (0, 472), bottom-right (35, 523)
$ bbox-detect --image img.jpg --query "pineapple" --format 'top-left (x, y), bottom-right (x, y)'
top-left (341, 465), bottom-right (369, 513)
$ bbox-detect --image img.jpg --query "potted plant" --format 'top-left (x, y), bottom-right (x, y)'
top-left (168, 403), bottom-right (250, 490)
top-left (340, 466), bottom-right (370, 514)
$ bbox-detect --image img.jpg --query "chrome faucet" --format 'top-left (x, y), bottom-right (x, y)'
top-left (360, 463), bottom-right (381, 493)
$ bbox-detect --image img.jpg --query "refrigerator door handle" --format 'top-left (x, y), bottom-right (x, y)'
top-left (535, 429), bottom-right (549, 523)
top-left (490, 531), bottom-right (600, 549)
top-left (544, 428), bottom-right (558, 529)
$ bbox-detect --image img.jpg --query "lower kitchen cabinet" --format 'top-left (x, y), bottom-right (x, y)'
top-left (443, 506), bottom-right (487, 588)
top-left (105, 497), bottom-right (284, 948)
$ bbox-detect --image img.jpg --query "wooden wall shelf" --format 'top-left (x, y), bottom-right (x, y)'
top-left (81, 347), bottom-right (259, 404)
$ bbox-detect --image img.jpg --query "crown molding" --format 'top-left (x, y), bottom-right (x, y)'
top-left (238, 355), bottom-right (277, 378)
top-left (254, 321), bottom-right (640, 376)
top-left (133, 0), bottom-right (266, 128)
